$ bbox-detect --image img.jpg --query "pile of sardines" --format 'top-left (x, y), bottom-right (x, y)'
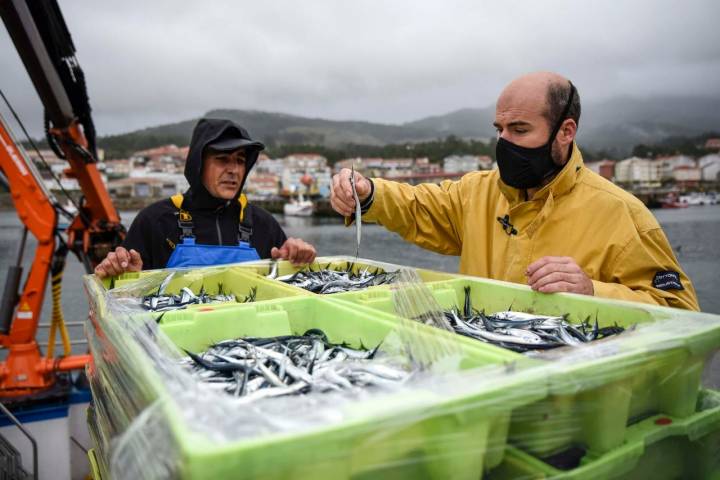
top-left (181, 329), bottom-right (408, 401)
top-left (445, 287), bottom-right (626, 352)
top-left (270, 262), bottom-right (399, 294)
top-left (142, 273), bottom-right (256, 312)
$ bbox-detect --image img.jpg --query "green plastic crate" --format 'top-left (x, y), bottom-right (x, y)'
top-left (333, 277), bottom-right (720, 457)
top-left (486, 389), bottom-right (720, 480)
top-left (107, 296), bottom-right (546, 479)
top-left (99, 265), bottom-right (309, 305)
top-left (98, 256), bottom-right (457, 298)
top-left (86, 405), bottom-right (111, 480)
top-left (88, 448), bottom-right (103, 480)
top-left (99, 269), bottom-right (152, 290)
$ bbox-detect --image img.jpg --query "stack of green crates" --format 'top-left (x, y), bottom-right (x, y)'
top-left (86, 270), bottom-right (549, 479)
top-left (330, 275), bottom-right (720, 478)
top-left (86, 257), bottom-right (720, 478)
top-left (487, 389), bottom-right (720, 479)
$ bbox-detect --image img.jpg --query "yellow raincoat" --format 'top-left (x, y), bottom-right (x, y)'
top-left (363, 144), bottom-right (699, 310)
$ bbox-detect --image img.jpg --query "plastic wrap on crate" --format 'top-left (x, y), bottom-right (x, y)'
top-left (240, 255), bottom-right (460, 287)
top-left (84, 268), bottom-right (550, 479)
top-left (487, 389), bottom-right (720, 479)
top-left (102, 264), bottom-right (308, 303)
top-left (83, 265), bottom-right (720, 479)
top-left (334, 274), bottom-right (720, 461)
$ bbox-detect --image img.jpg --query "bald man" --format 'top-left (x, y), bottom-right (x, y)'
top-left (330, 72), bottom-right (699, 310)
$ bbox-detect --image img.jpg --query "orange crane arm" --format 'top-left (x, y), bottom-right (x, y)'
top-left (0, 114), bottom-right (93, 395)
top-left (0, 116), bottom-right (56, 346)
top-left (0, 0), bottom-right (123, 398)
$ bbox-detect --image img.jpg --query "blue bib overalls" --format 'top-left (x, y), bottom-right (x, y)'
top-left (165, 193), bottom-right (261, 268)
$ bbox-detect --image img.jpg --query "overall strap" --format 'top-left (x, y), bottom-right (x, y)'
top-left (171, 193), bottom-right (252, 244)
top-left (238, 193), bottom-right (253, 243)
top-left (171, 194), bottom-right (195, 239)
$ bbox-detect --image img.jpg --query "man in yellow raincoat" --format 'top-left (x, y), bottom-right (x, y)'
top-left (330, 72), bottom-right (699, 311)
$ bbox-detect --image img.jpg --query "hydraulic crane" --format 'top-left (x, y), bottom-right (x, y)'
top-left (0, 0), bottom-right (125, 400)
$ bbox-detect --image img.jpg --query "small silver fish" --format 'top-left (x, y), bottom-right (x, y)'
top-left (158, 272), bottom-right (174, 296)
top-left (266, 260), bottom-right (279, 280)
top-left (183, 330), bottom-right (409, 401)
top-left (350, 164), bottom-right (361, 259)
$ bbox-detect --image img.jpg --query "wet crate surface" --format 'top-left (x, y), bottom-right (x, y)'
top-left (137, 296), bottom-right (546, 480)
top-left (333, 277), bottom-right (720, 457)
top-left (486, 389), bottom-right (720, 480)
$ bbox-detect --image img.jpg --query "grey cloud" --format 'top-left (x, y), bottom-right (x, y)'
top-left (1, 0), bottom-right (718, 138)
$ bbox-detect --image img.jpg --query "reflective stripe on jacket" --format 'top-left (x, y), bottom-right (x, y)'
top-left (363, 144), bottom-right (699, 310)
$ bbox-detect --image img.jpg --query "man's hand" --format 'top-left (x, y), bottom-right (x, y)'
top-left (526, 256), bottom-right (594, 295)
top-left (330, 168), bottom-right (372, 217)
top-left (271, 237), bottom-right (316, 266)
top-left (94, 247), bottom-right (143, 279)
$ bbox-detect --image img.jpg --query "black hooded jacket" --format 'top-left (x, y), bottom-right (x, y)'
top-left (123, 119), bottom-right (287, 269)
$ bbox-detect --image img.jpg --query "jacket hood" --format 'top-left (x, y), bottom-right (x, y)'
top-left (183, 118), bottom-right (265, 208)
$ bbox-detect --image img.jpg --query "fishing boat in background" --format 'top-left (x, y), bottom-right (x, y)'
top-left (661, 201), bottom-right (689, 209)
top-left (283, 193), bottom-right (314, 217)
top-left (678, 192), bottom-right (718, 206)
top-left (661, 193), bottom-right (689, 209)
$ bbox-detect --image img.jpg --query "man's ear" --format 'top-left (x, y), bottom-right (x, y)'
top-left (558, 119), bottom-right (577, 146)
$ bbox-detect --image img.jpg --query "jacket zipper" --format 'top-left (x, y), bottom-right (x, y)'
top-left (215, 214), bottom-right (222, 244)
top-left (215, 201), bottom-right (234, 245)
top-left (215, 203), bottom-right (227, 244)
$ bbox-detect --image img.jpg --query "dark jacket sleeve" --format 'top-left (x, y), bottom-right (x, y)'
top-left (250, 206), bottom-right (287, 259)
top-left (122, 209), bottom-right (155, 269)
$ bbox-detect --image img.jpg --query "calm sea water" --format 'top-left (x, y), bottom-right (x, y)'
top-left (1, 206), bottom-right (719, 385)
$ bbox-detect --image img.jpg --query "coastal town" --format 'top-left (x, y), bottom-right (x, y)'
top-left (19, 136), bottom-right (720, 214)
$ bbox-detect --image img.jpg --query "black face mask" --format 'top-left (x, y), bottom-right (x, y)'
top-left (496, 82), bottom-right (576, 189)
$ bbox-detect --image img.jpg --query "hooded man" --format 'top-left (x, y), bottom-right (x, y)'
top-left (95, 118), bottom-right (316, 278)
top-left (330, 72), bottom-right (699, 310)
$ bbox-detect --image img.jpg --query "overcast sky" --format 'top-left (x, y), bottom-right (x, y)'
top-left (1, 0), bottom-right (719, 138)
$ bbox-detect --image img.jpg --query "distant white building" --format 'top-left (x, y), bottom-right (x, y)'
top-left (107, 177), bottom-right (178, 198)
top-left (443, 155), bottom-right (479, 173)
top-left (281, 154), bottom-right (332, 197)
top-left (673, 166), bottom-right (701, 184)
top-left (614, 157), bottom-right (661, 184)
top-left (245, 154), bottom-right (281, 197)
top-left (699, 154), bottom-right (720, 182)
top-left (252, 154), bottom-right (285, 176)
top-left (283, 154), bottom-right (328, 170)
top-left (335, 157), bottom-right (421, 178)
top-left (127, 169), bottom-right (188, 194)
top-left (657, 155), bottom-right (696, 181)
top-left (443, 155), bottom-right (493, 173)
top-left (101, 159), bottom-right (134, 179)
top-left (414, 157), bottom-right (441, 175)
top-left (334, 157), bottom-right (385, 175)
top-left (245, 174), bottom-right (280, 198)
top-left (130, 145), bottom-right (188, 166)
